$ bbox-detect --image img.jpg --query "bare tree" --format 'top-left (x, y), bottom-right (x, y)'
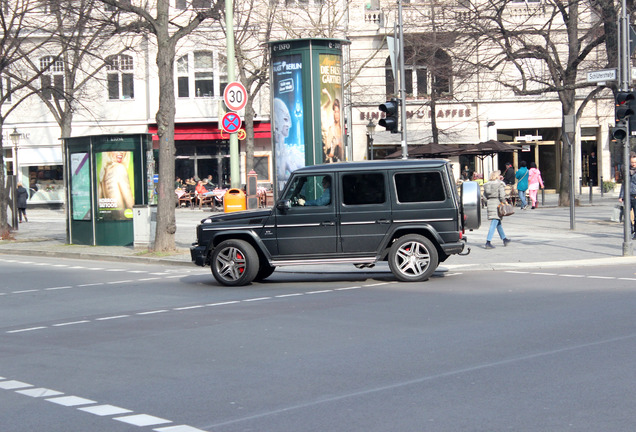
top-left (453, 0), bottom-right (612, 205)
top-left (227, 0), bottom-right (278, 175)
top-left (98, 0), bottom-right (223, 251)
top-left (0, 0), bottom-right (59, 237)
top-left (17, 0), bottom-right (129, 139)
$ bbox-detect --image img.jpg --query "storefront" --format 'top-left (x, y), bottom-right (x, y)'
top-left (4, 126), bottom-right (64, 205)
top-left (148, 121), bottom-right (272, 186)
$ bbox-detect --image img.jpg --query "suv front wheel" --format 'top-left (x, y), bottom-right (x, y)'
top-left (388, 234), bottom-right (439, 282)
top-left (211, 239), bottom-right (259, 286)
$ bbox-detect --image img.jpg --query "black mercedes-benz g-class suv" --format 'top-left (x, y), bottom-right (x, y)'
top-left (191, 160), bottom-right (481, 286)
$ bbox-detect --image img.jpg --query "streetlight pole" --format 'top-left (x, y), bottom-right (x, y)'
top-left (366, 120), bottom-right (376, 160)
top-left (9, 128), bottom-right (20, 230)
top-left (619, 0), bottom-right (633, 255)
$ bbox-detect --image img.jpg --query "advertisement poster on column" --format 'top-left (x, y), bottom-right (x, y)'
top-left (272, 54), bottom-right (305, 193)
top-left (319, 54), bottom-right (344, 163)
top-left (70, 152), bottom-right (91, 221)
top-left (96, 151), bottom-right (135, 220)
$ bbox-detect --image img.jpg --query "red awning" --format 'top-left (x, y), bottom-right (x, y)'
top-left (148, 122), bottom-right (271, 141)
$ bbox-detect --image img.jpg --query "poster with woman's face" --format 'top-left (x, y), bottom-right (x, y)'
top-left (319, 54), bottom-right (344, 164)
top-left (272, 54), bottom-right (305, 193)
top-left (96, 151), bottom-right (135, 220)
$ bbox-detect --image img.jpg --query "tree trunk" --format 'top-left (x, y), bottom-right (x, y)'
top-left (244, 101), bottom-right (255, 174)
top-left (153, 30), bottom-right (177, 252)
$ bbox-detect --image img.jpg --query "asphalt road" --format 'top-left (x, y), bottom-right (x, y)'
top-left (2, 255), bottom-right (636, 431)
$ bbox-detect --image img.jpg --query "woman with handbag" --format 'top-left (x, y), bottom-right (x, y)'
top-left (483, 170), bottom-right (511, 249)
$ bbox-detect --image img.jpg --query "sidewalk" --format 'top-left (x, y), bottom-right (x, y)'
top-left (1, 189), bottom-right (635, 273)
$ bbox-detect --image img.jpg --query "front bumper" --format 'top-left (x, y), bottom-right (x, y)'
top-left (190, 243), bottom-right (208, 267)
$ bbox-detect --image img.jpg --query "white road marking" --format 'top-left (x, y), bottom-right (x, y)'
top-left (174, 305), bottom-right (205, 311)
top-left (6, 327), bottom-right (46, 334)
top-left (243, 297), bottom-right (272, 302)
top-left (95, 315), bottom-right (130, 321)
top-left (2, 375), bottom-right (208, 431)
top-left (12, 289), bottom-right (38, 294)
top-left (137, 310), bottom-right (169, 316)
top-left (0, 380), bottom-right (33, 390)
top-left (276, 293), bottom-right (303, 298)
top-left (45, 286), bottom-right (73, 291)
top-left (52, 320), bottom-right (90, 327)
top-left (206, 301), bottom-right (240, 306)
top-left (16, 388), bottom-right (63, 398)
top-left (155, 426), bottom-right (209, 432)
top-left (306, 290), bottom-right (332, 294)
top-left (114, 414), bottom-right (172, 427)
top-left (46, 395), bottom-right (96, 407)
top-left (78, 404), bottom-right (133, 416)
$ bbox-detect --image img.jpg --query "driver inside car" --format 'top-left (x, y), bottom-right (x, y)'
top-left (298, 176), bottom-right (331, 206)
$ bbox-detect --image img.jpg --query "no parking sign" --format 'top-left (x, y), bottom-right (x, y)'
top-left (221, 112), bottom-right (242, 134)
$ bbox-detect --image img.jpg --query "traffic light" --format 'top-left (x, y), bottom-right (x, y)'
top-left (379, 98), bottom-right (399, 133)
top-left (613, 91), bottom-right (635, 140)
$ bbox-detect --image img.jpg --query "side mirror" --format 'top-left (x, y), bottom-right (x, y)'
top-left (276, 200), bottom-right (291, 213)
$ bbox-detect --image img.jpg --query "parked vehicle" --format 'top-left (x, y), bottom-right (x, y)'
top-left (191, 160), bottom-right (481, 286)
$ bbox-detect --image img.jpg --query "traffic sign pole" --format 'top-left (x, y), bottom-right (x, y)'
top-left (225, 0), bottom-right (239, 189)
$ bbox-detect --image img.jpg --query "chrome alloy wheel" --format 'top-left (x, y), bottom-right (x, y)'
top-left (388, 234), bottom-right (439, 282)
top-left (394, 240), bottom-right (431, 277)
top-left (215, 246), bottom-right (247, 282)
top-left (211, 239), bottom-right (259, 286)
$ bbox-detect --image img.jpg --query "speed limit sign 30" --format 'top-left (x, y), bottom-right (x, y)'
top-left (223, 81), bottom-right (247, 112)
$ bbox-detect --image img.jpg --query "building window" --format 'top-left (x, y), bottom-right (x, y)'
top-left (177, 55), bottom-right (189, 97)
top-left (106, 54), bottom-right (134, 100)
top-left (40, 56), bottom-right (64, 101)
top-left (194, 51), bottom-right (213, 97)
top-left (39, 0), bottom-right (58, 14)
top-left (176, 51), bottom-right (226, 99)
top-left (385, 46), bottom-right (452, 99)
top-left (192, 0), bottom-right (211, 8)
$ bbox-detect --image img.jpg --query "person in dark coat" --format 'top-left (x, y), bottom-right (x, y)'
top-left (16, 182), bottom-right (28, 223)
top-left (502, 162), bottom-right (516, 185)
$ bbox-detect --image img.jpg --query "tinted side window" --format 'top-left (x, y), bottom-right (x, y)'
top-left (395, 171), bottom-right (445, 203)
top-left (342, 173), bottom-right (385, 205)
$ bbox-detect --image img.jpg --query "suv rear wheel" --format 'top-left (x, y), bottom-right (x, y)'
top-left (211, 239), bottom-right (259, 286)
top-left (388, 234), bottom-right (439, 282)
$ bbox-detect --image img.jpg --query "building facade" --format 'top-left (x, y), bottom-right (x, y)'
top-left (2, 0), bottom-right (618, 205)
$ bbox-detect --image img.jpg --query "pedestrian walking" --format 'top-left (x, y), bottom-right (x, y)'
top-left (527, 162), bottom-right (544, 209)
top-left (619, 153), bottom-right (636, 238)
top-left (16, 182), bottom-right (28, 223)
top-left (483, 170), bottom-right (511, 249)
top-left (515, 161), bottom-right (529, 209)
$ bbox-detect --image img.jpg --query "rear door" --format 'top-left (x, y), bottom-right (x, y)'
top-left (338, 170), bottom-right (392, 254)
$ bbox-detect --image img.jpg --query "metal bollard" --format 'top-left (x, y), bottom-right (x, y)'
top-left (589, 178), bottom-right (593, 204)
top-left (600, 176), bottom-right (604, 197)
top-left (541, 188), bottom-right (545, 206)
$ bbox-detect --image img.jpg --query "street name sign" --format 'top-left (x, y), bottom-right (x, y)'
top-left (586, 69), bottom-right (616, 83)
